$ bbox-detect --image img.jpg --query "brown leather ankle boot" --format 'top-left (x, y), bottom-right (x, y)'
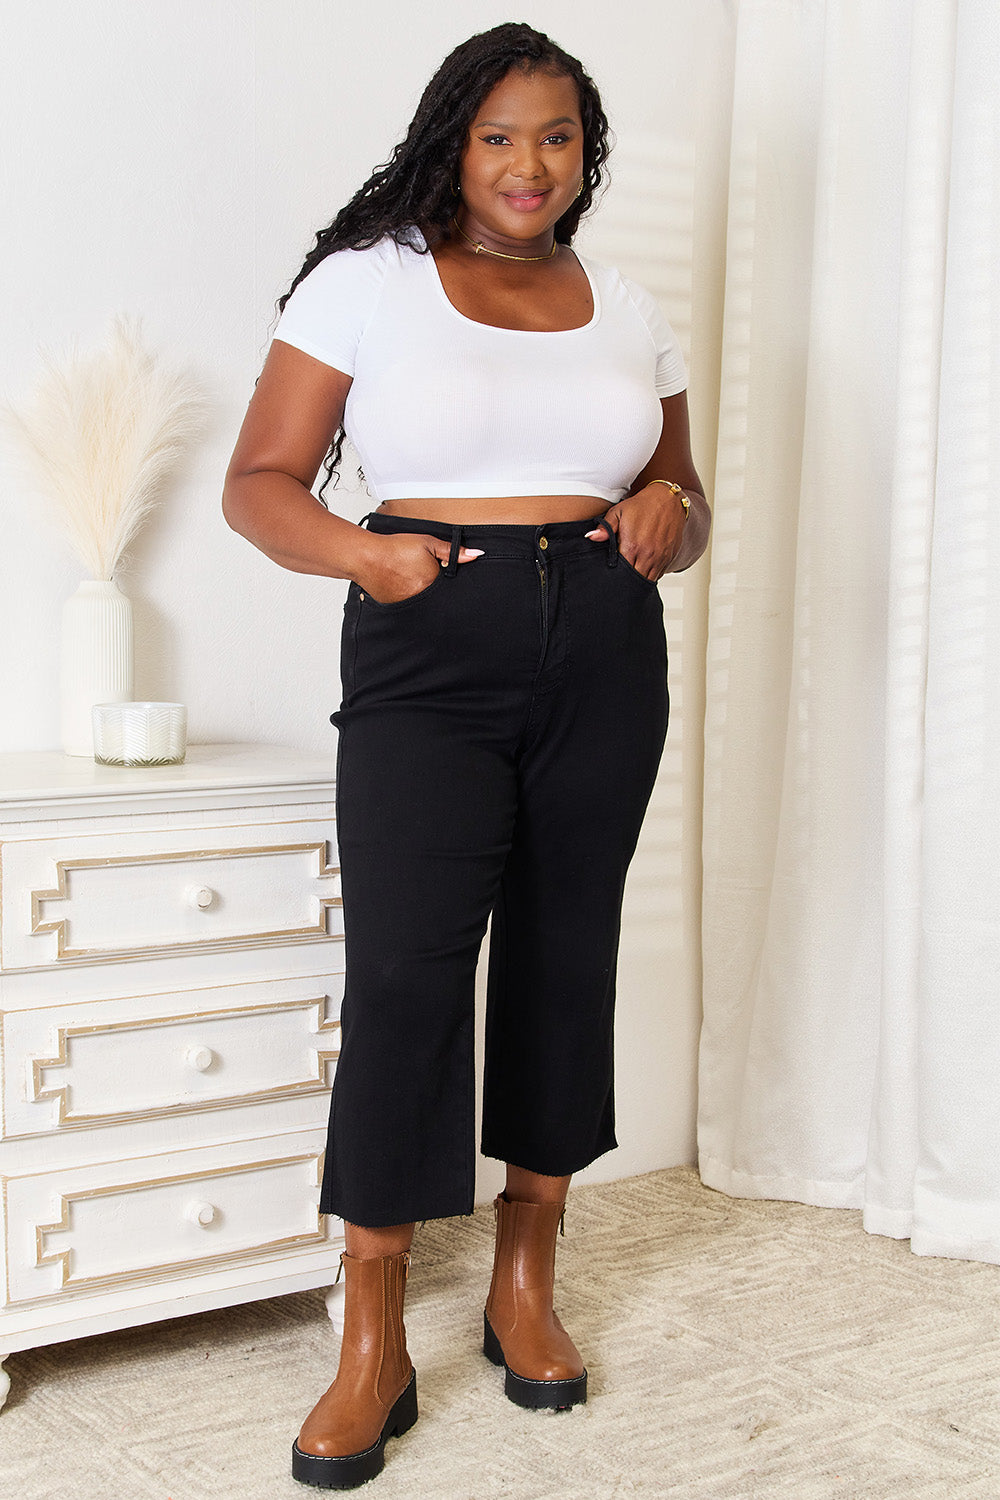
top-left (292, 1249), bottom-right (417, 1489)
top-left (483, 1193), bottom-right (587, 1410)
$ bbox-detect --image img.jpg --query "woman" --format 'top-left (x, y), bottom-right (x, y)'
top-left (224, 21), bottom-right (709, 1490)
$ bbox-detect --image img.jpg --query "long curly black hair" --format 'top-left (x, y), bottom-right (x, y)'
top-left (278, 22), bottom-right (611, 497)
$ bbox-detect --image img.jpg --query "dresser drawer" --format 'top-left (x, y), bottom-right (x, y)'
top-left (1, 817), bottom-right (342, 970)
top-left (2, 975), bottom-right (343, 1138)
top-left (3, 1132), bottom-right (335, 1305)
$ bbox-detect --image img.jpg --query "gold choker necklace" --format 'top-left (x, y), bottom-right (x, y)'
top-left (451, 217), bottom-right (557, 262)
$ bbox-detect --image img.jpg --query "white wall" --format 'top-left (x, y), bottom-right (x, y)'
top-left (0, 0), bottom-right (734, 1187)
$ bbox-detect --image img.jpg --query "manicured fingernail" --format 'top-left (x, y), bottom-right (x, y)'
top-left (584, 530), bottom-right (602, 539)
top-left (463, 548), bottom-right (485, 557)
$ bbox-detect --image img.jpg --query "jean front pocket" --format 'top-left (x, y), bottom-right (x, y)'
top-left (616, 552), bottom-right (661, 592)
top-left (359, 566), bottom-right (449, 612)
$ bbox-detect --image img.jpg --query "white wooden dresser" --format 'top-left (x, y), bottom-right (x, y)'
top-left (0, 743), bottom-right (346, 1408)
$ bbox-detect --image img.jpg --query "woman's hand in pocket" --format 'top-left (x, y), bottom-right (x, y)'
top-left (585, 489), bottom-right (685, 581)
top-left (353, 532), bottom-right (483, 604)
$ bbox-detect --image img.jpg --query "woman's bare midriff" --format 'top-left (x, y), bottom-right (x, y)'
top-left (376, 496), bottom-right (612, 525)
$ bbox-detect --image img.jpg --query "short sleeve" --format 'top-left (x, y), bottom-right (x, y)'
top-left (622, 276), bottom-right (688, 398)
top-left (270, 241), bottom-right (390, 376)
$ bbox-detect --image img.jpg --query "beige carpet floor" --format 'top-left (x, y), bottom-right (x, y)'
top-left (3, 1166), bottom-right (1000, 1499)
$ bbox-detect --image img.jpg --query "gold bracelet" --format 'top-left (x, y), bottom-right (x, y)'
top-left (648, 478), bottom-right (691, 516)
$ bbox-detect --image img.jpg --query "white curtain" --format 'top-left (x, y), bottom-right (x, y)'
top-left (698, 0), bottom-right (1000, 1262)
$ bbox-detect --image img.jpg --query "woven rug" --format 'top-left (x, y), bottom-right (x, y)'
top-left (3, 1166), bottom-right (1000, 1498)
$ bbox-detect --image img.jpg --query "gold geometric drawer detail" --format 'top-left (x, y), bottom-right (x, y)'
top-left (1, 820), bottom-right (342, 969)
top-left (4, 1138), bottom-right (334, 1303)
top-left (2, 979), bottom-right (342, 1137)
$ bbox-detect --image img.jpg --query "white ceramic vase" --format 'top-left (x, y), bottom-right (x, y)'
top-left (60, 579), bottom-right (134, 756)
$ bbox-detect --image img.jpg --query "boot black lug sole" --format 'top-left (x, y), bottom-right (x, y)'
top-left (483, 1312), bottom-right (587, 1410)
top-left (291, 1370), bottom-right (418, 1489)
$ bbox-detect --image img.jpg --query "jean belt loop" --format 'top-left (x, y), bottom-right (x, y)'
top-left (444, 525), bottom-right (463, 576)
top-left (601, 515), bottom-right (619, 568)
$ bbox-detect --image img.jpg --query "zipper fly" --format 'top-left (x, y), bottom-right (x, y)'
top-left (536, 557), bottom-right (549, 665)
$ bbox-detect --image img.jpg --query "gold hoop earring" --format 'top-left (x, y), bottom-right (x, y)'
top-left (575, 179), bottom-right (585, 198)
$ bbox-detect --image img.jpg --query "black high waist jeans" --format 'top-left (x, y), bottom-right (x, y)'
top-left (320, 512), bottom-right (669, 1227)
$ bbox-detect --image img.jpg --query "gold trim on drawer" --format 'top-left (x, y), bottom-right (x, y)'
top-left (29, 995), bottom-right (340, 1128)
top-left (32, 1152), bottom-right (328, 1294)
top-left (29, 842), bottom-right (342, 960)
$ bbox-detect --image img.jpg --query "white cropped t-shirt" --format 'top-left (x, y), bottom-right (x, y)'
top-left (272, 231), bottom-right (687, 504)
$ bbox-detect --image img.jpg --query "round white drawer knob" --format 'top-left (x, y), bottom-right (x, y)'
top-left (184, 1045), bottom-right (215, 1073)
top-left (186, 886), bottom-right (216, 910)
top-left (185, 1200), bottom-right (217, 1227)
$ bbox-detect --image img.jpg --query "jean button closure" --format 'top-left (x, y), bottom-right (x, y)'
top-left (538, 536), bottom-right (548, 550)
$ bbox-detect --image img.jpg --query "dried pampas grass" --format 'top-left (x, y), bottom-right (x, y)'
top-left (2, 315), bottom-right (208, 580)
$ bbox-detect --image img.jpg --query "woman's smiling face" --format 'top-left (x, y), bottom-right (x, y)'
top-left (456, 67), bottom-right (585, 251)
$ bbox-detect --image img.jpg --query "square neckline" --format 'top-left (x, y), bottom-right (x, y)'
top-left (417, 232), bottom-right (601, 335)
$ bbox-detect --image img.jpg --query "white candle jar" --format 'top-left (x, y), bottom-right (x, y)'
top-left (91, 702), bottom-right (187, 766)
